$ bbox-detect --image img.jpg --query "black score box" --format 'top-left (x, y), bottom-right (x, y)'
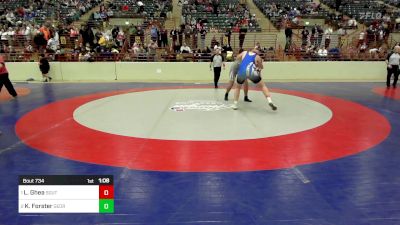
top-left (18, 175), bottom-right (114, 213)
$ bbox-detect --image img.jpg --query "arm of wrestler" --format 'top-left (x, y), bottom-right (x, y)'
top-left (255, 55), bottom-right (263, 70)
top-left (235, 51), bottom-right (244, 62)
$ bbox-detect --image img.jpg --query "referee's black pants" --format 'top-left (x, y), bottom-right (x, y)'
top-left (0, 73), bottom-right (18, 97)
top-left (387, 65), bottom-right (399, 87)
top-left (213, 67), bottom-right (221, 88)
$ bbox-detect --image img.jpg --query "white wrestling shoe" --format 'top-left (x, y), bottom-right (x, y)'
top-left (232, 102), bottom-right (238, 110)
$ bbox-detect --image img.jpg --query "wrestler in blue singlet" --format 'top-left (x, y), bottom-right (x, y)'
top-left (237, 51), bottom-right (261, 84)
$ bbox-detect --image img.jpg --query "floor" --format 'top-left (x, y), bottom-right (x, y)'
top-left (0, 82), bottom-right (399, 225)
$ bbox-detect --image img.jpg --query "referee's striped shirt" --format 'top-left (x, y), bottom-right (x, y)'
top-left (211, 54), bottom-right (224, 68)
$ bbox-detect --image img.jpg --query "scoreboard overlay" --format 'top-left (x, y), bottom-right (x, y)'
top-left (18, 175), bottom-right (114, 213)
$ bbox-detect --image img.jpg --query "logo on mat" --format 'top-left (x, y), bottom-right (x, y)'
top-left (170, 100), bottom-right (232, 112)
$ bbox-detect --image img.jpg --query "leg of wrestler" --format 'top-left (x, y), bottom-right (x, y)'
top-left (243, 80), bottom-right (252, 102)
top-left (225, 62), bottom-right (239, 100)
top-left (233, 81), bottom-right (242, 110)
top-left (257, 79), bottom-right (277, 111)
top-left (225, 80), bottom-right (234, 101)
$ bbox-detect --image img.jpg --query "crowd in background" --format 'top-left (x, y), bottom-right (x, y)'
top-left (0, 0), bottom-right (400, 62)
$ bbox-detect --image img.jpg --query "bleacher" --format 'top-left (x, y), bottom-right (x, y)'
top-left (1, 0), bottom-right (399, 62)
top-left (182, 0), bottom-right (261, 32)
top-left (384, 0), bottom-right (400, 8)
top-left (321, 0), bottom-right (387, 24)
top-left (59, 0), bottom-right (102, 24)
top-left (109, 0), bottom-right (172, 18)
top-left (0, 0), bottom-right (101, 25)
top-left (253, 0), bottom-right (330, 29)
top-left (0, 0), bottom-right (29, 13)
top-left (0, 0), bottom-right (55, 25)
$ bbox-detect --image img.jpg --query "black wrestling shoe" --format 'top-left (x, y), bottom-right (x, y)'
top-left (244, 96), bottom-right (252, 102)
top-left (269, 103), bottom-right (277, 111)
top-left (224, 93), bottom-right (228, 101)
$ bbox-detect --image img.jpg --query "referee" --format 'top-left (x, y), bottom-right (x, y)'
top-left (210, 48), bottom-right (225, 88)
top-left (386, 45), bottom-right (400, 88)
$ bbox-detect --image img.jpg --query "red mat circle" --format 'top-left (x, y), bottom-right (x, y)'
top-left (372, 87), bottom-right (400, 100)
top-left (15, 87), bottom-right (391, 172)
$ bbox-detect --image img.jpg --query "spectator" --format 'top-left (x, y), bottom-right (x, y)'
top-left (112, 26), bottom-right (119, 40)
top-left (360, 42), bottom-right (368, 53)
top-left (33, 31), bottom-right (47, 53)
top-left (98, 34), bottom-right (107, 47)
top-left (212, 0), bottom-right (219, 15)
top-left (25, 44), bottom-right (34, 53)
top-left (337, 27), bottom-right (345, 48)
top-left (128, 25), bottom-right (137, 44)
top-left (180, 42), bottom-right (192, 53)
top-left (311, 24), bottom-right (317, 46)
top-left (178, 24), bottom-right (184, 46)
top-left (6, 10), bottom-right (16, 25)
top-left (160, 28), bottom-right (168, 48)
top-left (150, 25), bottom-right (159, 42)
top-left (324, 27), bottom-right (332, 49)
top-left (335, 0), bottom-right (341, 11)
top-left (136, 26), bottom-right (145, 44)
top-left (284, 25), bottom-right (292, 52)
top-left (200, 28), bottom-right (207, 50)
top-left (369, 46), bottom-right (383, 58)
top-left (137, 1), bottom-right (145, 14)
top-left (301, 29), bottom-right (309, 47)
top-left (239, 27), bottom-right (247, 50)
top-left (317, 47), bottom-right (328, 58)
top-left (348, 18), bottom-right (357, 28)
top-left (184, 25), bottom-right (192, 46)
top-left (317, 26), bottom-right (323, 47)
top-left (70, 26), bottom-right (79, 39)
top-left (329, 46), bottom-right (341, 59)
top-left (358, 30), bottom-right (365, 48)
top-left (192, 26), bottom-right (198, 49)
top-left (170, 27), bottom-right (178, 49)
top-left (79, 51), bottom-right (93, 61)
top-left (47, 36), bottom-right (59, 53)
top-left (131, 42), bottom-right (142, 54)
top-left (80, 25), bottom-right (95, 48)
top-left (224, 28), bottom-right (231, 46)
top-left (147, 40), bottom-right (158, 60)
top-left (116, 29), bottom-right (125, 47)
top-left (210, 35), bottom-right (218, 49)
top-left (39, 25), bottom-right (50, 41)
